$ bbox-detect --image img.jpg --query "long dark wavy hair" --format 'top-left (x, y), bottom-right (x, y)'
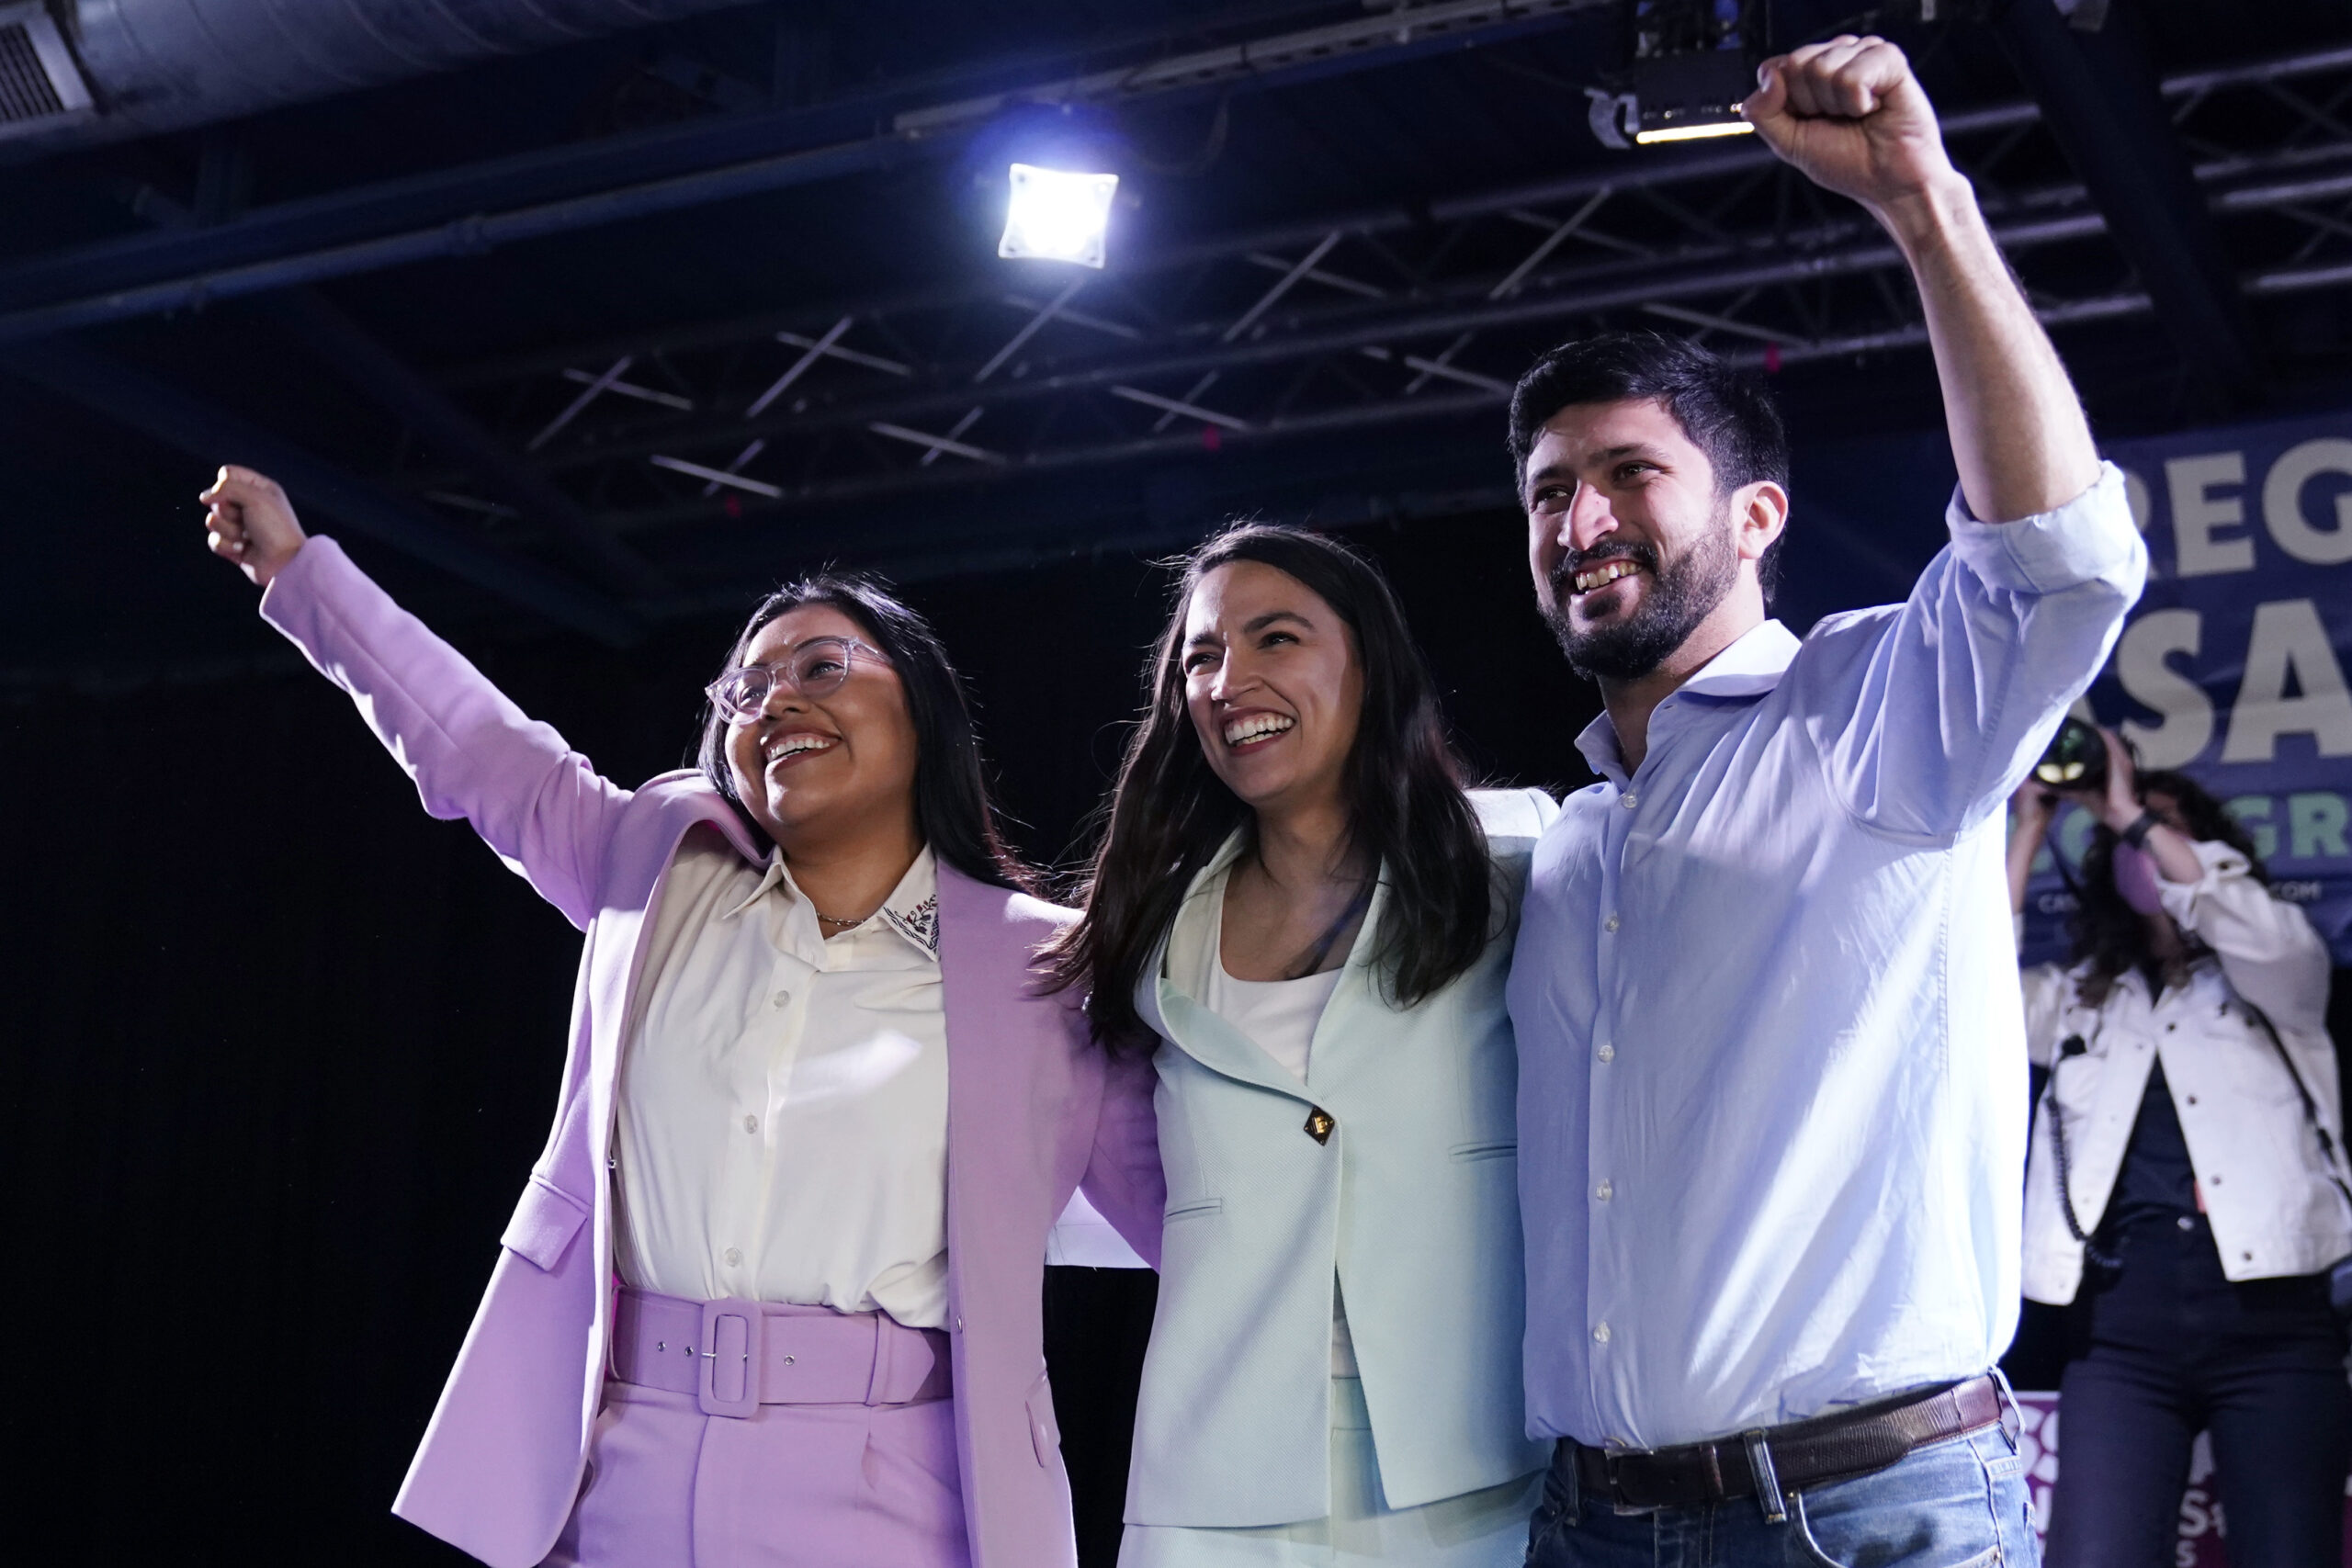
top-left (1044, 525), bottom-right (1492, 1049)
top-left (695, 573), bottom-right (1031, 892)
top-left (2070, 769), bottom-right (2265, 1007)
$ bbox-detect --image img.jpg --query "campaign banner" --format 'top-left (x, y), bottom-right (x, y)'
top-left (2019, 408), bottom-right (2352, 968)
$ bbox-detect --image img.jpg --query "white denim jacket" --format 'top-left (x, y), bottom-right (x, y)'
top-left (2020, 837), bottom-right (2351, 1304)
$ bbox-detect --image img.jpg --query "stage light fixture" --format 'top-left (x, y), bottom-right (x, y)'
top-left (1589, 0), bottom-right (1764, 150)
top-left (999, 164), bottom-right (1118, 268)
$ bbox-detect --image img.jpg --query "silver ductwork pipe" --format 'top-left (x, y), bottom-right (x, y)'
top-left (0, 0), bottom-right (765, 154)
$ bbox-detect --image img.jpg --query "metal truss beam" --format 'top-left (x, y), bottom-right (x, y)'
top-left (1993, 0), bottom-right (2261, 404)
top-left (0, 0), bottom-right (1605, 346)
top-left (502, 150), bottom-right (2348, 481)
top-left (266, 289), bottom-right (675, 602)
top-left (441, 41), bottom-right (2352, 392)
top-left (580, 259), bottom-right (2352, 536)
top-left (0, 341), bottom-right (642, 645)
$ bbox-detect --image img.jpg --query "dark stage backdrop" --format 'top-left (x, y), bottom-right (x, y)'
top-left (4, 479), bottom-right (2342, 1563)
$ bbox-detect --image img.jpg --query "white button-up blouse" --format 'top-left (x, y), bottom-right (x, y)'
top-left (613, 829), bottom-right (950, 1326)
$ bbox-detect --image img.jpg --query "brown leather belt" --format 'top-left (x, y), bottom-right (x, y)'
top-left (1569, 1376), bottom-right (2014, 1510)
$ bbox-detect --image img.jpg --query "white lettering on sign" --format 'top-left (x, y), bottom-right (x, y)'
top-left (2117, 608), bottom-right (2212, 768)
top-left (2222, 599), bottom-right (2352, 762)
top-left (2261, 437), bottom-right (2352, 565)
top-left (2165, 453), bottom-right (2254, 577)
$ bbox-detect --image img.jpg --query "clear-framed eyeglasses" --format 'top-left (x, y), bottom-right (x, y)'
top-left (706, 637), bottom-right (887, 725)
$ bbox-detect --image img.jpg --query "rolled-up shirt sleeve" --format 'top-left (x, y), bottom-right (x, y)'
top-left (1815, 464), bottom-right (2146, 839)
top-left (2158, 838), bottom-right (2331, 1037)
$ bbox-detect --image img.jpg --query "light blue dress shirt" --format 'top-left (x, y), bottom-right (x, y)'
top-left (1510, 467), bottom-right (2146, 1450)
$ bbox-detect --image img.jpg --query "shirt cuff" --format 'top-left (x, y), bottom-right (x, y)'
top-left (1946, 462), bottom-right (2142, 594)
top-left (2154, 837), bottom-right (2252, 925)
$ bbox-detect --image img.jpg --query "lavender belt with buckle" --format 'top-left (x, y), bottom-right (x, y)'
top-left (612, 1286), bottom-right (954, 1418)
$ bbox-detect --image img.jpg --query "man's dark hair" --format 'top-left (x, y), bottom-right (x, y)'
top-left (1044, 523), bottom-right (1493, 1050)
top-left (695, 572), bottom-right (1032, 892)
top-left (1509, 330), bottom-right (1792, 600)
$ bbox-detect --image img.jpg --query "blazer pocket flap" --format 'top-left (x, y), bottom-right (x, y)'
top-left (499, 1176), bottom-right (591, 1272)
top-left (1163, 1197), bottom-right (1223, 1222)
top-left (1025, 1372), bottom-right (1061, 1468)
top-left (1450, 1139), bottom-right (1518, 1163)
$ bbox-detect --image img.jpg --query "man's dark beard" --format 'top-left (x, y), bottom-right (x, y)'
top-left (1543, 524), bottom-right (1740, 682)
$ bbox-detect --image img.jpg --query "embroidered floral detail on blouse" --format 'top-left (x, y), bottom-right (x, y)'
top-left (882, 893), bottom-right (940, 958)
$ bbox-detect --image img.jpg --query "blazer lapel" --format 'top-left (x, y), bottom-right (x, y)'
top-left (1148, 836), bottom-right (1318, 1101)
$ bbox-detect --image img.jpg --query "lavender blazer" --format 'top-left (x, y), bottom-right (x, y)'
top-left (259, 538), bottom-right (1165, 1568)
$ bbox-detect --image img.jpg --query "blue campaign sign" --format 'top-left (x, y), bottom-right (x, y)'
top-left (2019, 408), bottom-right (2352, 967)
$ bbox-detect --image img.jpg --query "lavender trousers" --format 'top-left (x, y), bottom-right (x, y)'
top-left (545, 1294), bottom-right (972, 1568)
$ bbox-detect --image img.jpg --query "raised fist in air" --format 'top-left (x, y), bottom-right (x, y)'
top-left (1743, 35), bottom-right (1961, 220)
top-left (200, 465), bottom-right (308, 589)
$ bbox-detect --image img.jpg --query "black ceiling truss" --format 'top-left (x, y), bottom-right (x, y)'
top-left (406, 41), bottom-right (2352, 544)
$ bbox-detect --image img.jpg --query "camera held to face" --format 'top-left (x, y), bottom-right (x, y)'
top-left (2033, 716), bottom-right (2107, 795)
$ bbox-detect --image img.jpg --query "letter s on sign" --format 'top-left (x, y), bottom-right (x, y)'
top-left (2118, 609), bottom-right (2213, 770)
top-left (2262, 439), bottom-right (2352, 566)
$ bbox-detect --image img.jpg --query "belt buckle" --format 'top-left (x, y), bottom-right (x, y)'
top-left (697, 1298), bottom-right (763, 1418)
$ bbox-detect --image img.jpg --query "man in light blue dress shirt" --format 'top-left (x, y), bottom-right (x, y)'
top-left (1508, 34), bottom-right (2146, 1567)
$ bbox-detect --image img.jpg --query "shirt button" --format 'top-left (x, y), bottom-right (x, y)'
top-left (1604, 914), bottom-right (1621, 932)
top-left (1593, 1322), bottom-right (1611, 1344)
top-left (771, 990), bottom-right (790, 1009)
top-left (1596, 1180), bottom-right (1613, 1201)
top-left (2165, 1021), bottom-right (2177, 1032)
top-left (1598, 1044), bottom-right (1615, 1063)
top-left (743, 1114), bottom-right (759, 1133)
top-left (1621, 795), bottom-right (1638, 810)
top-left (2178, 1216), bottom-right (2195, 1232)
top-left (724, 1247), bottom-right (743, 1267)
top-left (2185, 1096), bottom-right (2197, 1107)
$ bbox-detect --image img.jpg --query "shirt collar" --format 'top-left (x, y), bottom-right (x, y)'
top-left (724, 845), bottom-right (941, 960)
top-left (1572, 620), bottom-right (1802, 784)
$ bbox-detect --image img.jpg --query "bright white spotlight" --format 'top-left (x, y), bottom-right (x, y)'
top-left (999, 164), bottom-right (1118, 269)
top-left (1634, 118), bottom-right (1756, 144)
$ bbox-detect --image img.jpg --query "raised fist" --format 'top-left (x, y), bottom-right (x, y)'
top-left (1742, 36), bottom-right (1961, 220)
top-left (200, 465), bottom-right (308, 588)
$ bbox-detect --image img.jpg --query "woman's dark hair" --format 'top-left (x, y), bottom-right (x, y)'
top-left (1509, 330), bottom-right (1791, 600)
top-left (2070, 769), bottom-right (2265, 1007)
top-left (695, 573), bottom-right (1030, 892)
top-left (1044, 524), bottom-right (1492, 1049)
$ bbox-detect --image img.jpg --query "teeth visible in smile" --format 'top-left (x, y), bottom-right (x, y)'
top-left (766, 733), bottom-right (837, 761)
top-left (1573, 559), bottom-right (1641, 594)
top-left (1223, 714), bottom-right (1295, 747)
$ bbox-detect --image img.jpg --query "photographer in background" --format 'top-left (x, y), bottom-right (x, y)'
top-left (2008, 725), bottom-right (2351, 1568)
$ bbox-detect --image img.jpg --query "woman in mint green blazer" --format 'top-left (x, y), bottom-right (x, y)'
top-left (1047, 525), bottom-right (1553, 1566)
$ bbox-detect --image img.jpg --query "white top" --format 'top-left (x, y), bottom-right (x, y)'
top-left (1510, 465), bottom-right (2147, 1448)
top-left (1203, 952), bottom-right (1358, 1377)
top-left (2019, 837), bottom-right (2351, 1303)
top-left (614, 830), bottom-right (949, 1327)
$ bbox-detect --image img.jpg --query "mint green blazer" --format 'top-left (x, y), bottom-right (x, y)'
top-left (1124, 789), bottom-right (1556, 1529)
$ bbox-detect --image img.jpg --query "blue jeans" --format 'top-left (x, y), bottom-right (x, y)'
top-left (1524, 1425), bottom-right (2039, 1568)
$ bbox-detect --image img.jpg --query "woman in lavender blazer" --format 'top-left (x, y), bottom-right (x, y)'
top-left (199, 467), bottom-right (1162, 1568)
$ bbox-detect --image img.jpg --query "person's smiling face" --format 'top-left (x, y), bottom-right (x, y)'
top-left (721, 604), bottom-right (920, 851)
top-left (1523, 397), bottom-right (1770, 682)
top-left (1181, 560), bottom-right (1364, 819)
